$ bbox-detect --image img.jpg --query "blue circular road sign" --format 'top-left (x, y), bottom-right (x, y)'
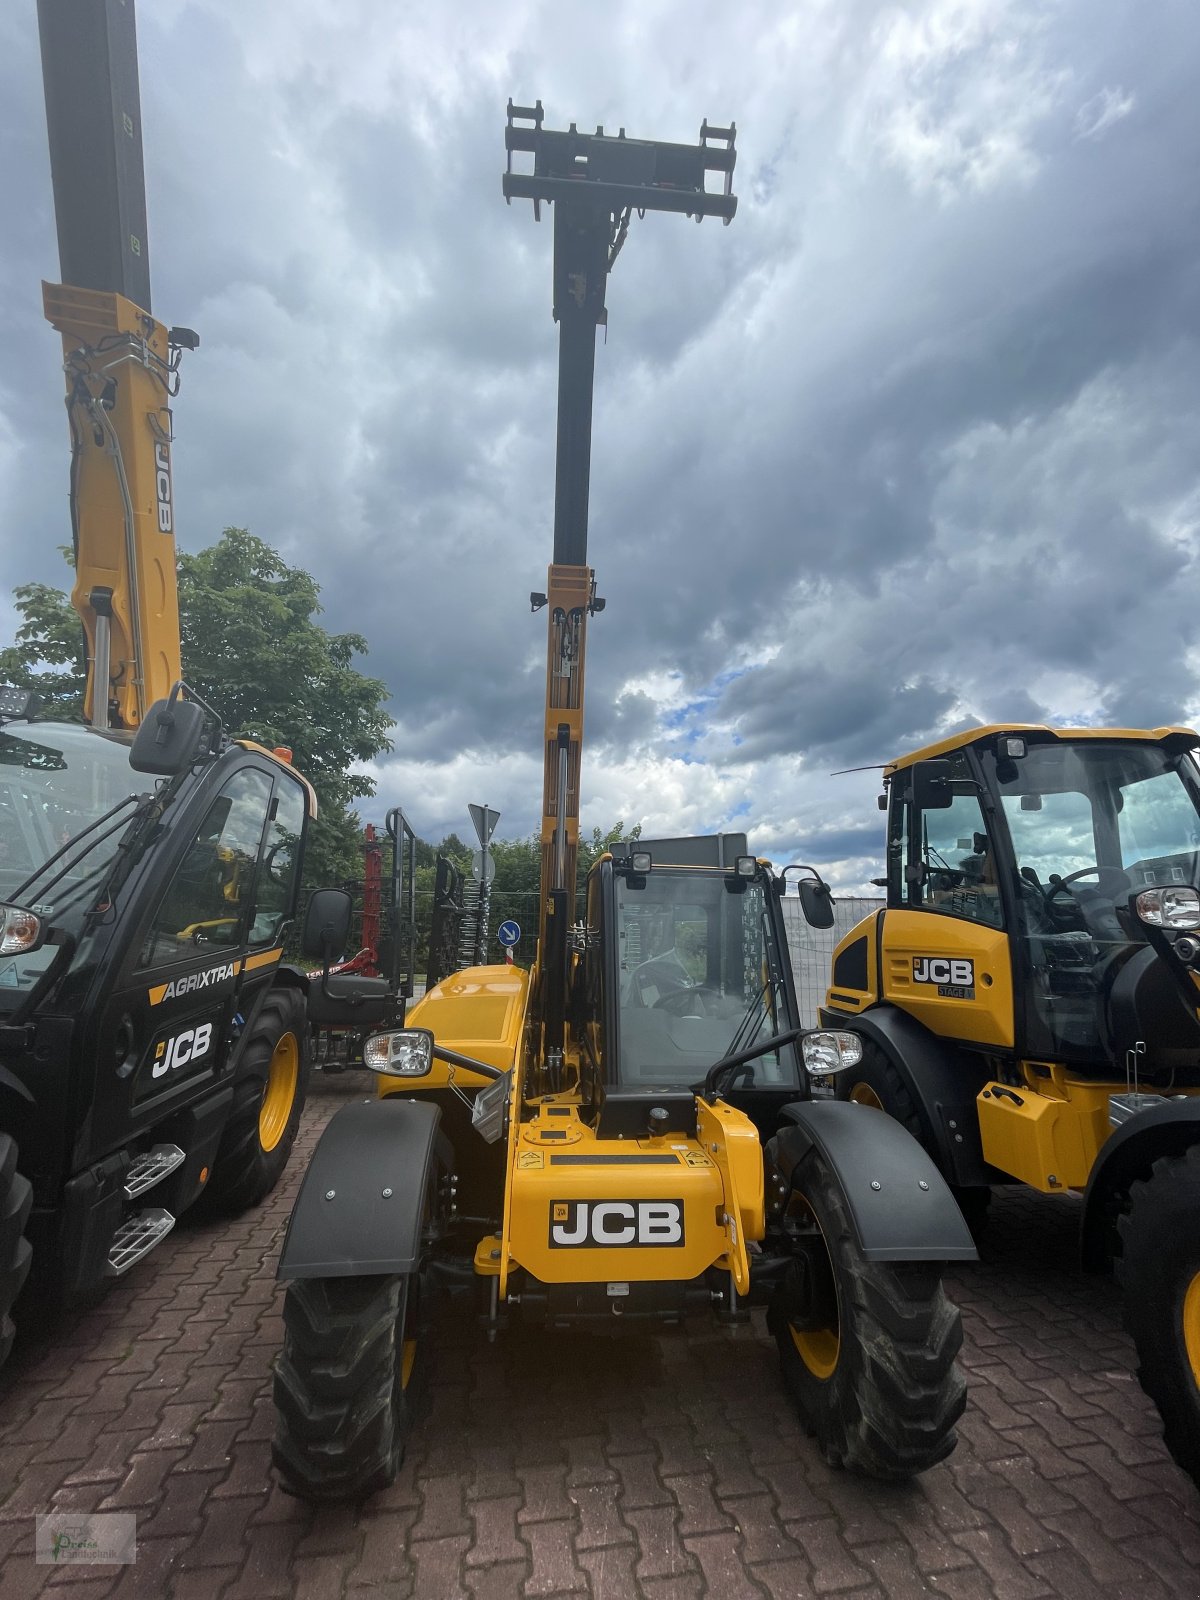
top-left (497, 920), bottom-right (521, 948)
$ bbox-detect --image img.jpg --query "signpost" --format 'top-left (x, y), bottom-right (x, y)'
top-left (498, 919), bottom-right (521, 967)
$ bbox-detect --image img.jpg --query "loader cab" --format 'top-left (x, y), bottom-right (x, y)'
top-left (574, 854), bottom-right (804, 1109)
top-left (886, 728), bottom-right (1200, 1072)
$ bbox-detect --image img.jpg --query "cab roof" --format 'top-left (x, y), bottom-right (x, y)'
top-left (885, 724), bottom-right (1200, 777)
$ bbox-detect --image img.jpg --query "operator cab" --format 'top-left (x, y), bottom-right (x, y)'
top-left (891, 728), bottom-right (1200, 1074)
top-left (572, 853), bottom-right (804, 1132)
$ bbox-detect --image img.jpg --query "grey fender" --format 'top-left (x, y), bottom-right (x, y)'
top-left (1081, 1098), bottom-right (1200, 1272)
top-left (278, 1097), bottom-right (448, 1280)
top-left (774, 1099), bottom-right (978, 1263)
top-left (820, 1002), bottom-right (993, 1186)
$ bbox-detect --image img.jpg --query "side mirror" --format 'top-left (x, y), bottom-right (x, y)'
top-left (912, 759), bottom-right (955, 810)
top-left (130, 696), bottom-right (215, 775)
top-left (301, 888), bottom-right (353, 963)
top-left (798, 877), bottom-right (835, 930)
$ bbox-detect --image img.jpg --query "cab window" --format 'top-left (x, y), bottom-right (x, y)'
top-left (249, 777), bottom-right (306, 946)
top-left (140, 768), bottom-right (273, 965)
top-left (904, 757), bottom-right (1004, 930)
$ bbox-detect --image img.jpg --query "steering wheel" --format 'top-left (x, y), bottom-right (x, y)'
top-left (653, 986), bottom-right (722, 1017)
top-left (1044, 866), bottom-right (1130, 904)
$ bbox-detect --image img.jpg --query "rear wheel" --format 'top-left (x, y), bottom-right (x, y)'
top-left (767, 1145), bottom-right (966, 1479)
top-left (0, 1136), bottom-right (33, 1373)
top-left (1116, 1145), bottom-right (1200, 1488)
top-left (196, 987), bottom-right (310, 1216)
top-left (272, 1272), bottom-right (421, 1502)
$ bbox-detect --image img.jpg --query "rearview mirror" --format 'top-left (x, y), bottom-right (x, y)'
top-left (798, 877), bottom-right (835, 930)
top-left (912, 759), bottom-right (954, 810)
top-left (130, 696), bottom-right (216, 775)
top-left (301, 888), bottom-right (353, 963)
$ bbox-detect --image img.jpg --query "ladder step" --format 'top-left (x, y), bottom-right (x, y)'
top-left (106, 1208), bottom-right (175, 1276)
top-left (123, 1144), bottom-right (186, 1200)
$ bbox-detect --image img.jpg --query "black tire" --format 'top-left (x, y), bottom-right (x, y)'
top-left (272, 1272), bottom-right (420, 1502)
top-left (840, 1042), bottom-right (991, 1239)
top-left (196, 987), bottom-right (311, 1216)
top-left (0, 1135), bottom-right (33, 1373)
top-left (767, 1144), bottom-right (967, 1479)
top-left (1115, 1145), bottom-right (1200, 1488)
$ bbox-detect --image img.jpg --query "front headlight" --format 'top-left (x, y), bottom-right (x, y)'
top-left (363, 1027), bottom-right (434, 1077)
top-left (1135, 886), bottom-right (1200, 930)
top-left (801, 1030), bottom-right (864, 1075)
top-left (0, 904), bottom-right (42, 956)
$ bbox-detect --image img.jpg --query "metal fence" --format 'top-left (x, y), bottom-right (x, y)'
top-left (782, 897), bottom-right (884, 1026)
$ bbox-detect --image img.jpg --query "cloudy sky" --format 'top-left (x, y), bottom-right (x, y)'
top-left (2, 0), bottom-right (1198, 892)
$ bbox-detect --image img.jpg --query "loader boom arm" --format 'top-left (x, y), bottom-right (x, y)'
top-left (506, 103), bottom-right (736, 1038)
top-left (37, 0), bottom-right (194, 729)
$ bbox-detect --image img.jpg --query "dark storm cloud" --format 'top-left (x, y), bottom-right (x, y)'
top-left (3, 0), bottom-right (1199, 880)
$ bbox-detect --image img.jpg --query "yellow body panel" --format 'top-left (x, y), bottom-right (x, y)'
top-left (879, 910), bottom-right (1014, 1048)
top-left (977, 1078), bottom-right (1109, 1191)
top-left (825, 911), bottom-right (881, 1013)
top-left (387, 964), bottom-right (532, 1086)
top-left (44, 282), bottom-right (183, 728)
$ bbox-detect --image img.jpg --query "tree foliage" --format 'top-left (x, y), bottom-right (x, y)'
top-left (1, 530), bottom-right (392, 893)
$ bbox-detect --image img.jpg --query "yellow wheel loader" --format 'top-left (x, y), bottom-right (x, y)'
top-left (807, 725), bottom-right (1200, 1487)
top-left (269, 105), bottom-right (976, 1504)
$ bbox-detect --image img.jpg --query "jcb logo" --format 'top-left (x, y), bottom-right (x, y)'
top-left (912, 957), bottom-right (974, 987)
top-left (548, 1199), bottom-right (685, 1249)
top-left (155, 441), bottom-right (173, 533)
top-left (152, 1022), bottom-right (213, 1079)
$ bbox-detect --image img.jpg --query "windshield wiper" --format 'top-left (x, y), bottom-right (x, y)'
top-left (12, 793), bottom-right (141, 906)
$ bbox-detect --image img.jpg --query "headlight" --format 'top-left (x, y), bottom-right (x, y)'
top-left (363, 1027), bottom-right (434, 1077)
top-left (801, 1030), bottom-right (864, 1075)
top-left (1135, 886), bottom-right (1200, 930)
top-left (0, 904), bottom-right (41, 956)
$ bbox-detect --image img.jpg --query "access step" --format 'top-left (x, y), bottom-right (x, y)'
top-left (106, 1208), bottom-right (175, 1276)
top-left (123, 1144), bottom-right (186, 1200)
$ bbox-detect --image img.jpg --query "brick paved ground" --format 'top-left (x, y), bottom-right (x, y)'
top-left (2, 1074), bottom-right (1199, 1600)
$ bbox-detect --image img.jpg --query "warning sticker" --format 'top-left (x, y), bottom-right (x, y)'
top-left (684, 1151), bottom-right (713, 1167)
top-left (517, 1150), bottom-right (544, 1169)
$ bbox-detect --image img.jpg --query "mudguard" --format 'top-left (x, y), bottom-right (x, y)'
top-left (820, 1002), bottom-right (993, 1186)
top-left (1080, 1097), bottom-right (1200, 1271)
top-left (278, 1097), bottom-right (447, 1280)
top-left (775, 1099), bottom-right (978, 1263)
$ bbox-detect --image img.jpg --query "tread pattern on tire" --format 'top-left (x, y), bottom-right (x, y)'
top-left (197, 986), bottom-right (310, 1216)
top-left (0, 1134), bottom-right (33, 1372)
top-left (273, 1274), bottom-right (411, 1502)
top-left (768, 1145), bottom-right (966, 1480)
top-left (1115, 1143), bottom-right (1200, 1487)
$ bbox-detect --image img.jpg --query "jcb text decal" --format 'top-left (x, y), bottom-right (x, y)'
top-left (548, 1199), bottom-right (685, 1249)
top-left (156, 441), bottom-right (173, 534)
top-left (148, 960), bottom-right (238, 1006)
top-left (153, 1022), bottom-right (213, 1079)
top-left (912, 957), bottom-right (975, 998)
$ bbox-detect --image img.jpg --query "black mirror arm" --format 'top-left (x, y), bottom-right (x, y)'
top-left (698, 1026), bottom-right (807, 1102)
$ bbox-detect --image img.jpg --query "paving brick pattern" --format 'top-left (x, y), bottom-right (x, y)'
top-left (2, 1075), bottom-right (1198, 1598)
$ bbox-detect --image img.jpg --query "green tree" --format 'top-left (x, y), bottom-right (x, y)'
top-left (1, 529), bottom-right (392, 893)
top-left (0, 551), bottom-right (86, 720)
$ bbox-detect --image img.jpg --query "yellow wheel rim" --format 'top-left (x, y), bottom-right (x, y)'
top-left (785, 1193), bottom-right (841, 1381)
top-left (790, 1321), bottom-right (840, 1380)
top-left (849, 1082), bottom-right (884, 1111)
top-left (1185, 1270), bottom-right (1200, 1387)
top-left (401, 1338), bottom-right (418, 1390)
top-left (259, 1031), bottom-right (299, 1153)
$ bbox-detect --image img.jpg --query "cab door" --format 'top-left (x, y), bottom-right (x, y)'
top-left (880, 759), bottom-right (1015, 1049)
top-left (85, 757), bottom-right (304, 1160)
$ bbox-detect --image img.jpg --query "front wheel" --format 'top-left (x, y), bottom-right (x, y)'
top-left (1116, 1145), bottom-right (1200, 1488)
top-left (767, 1145), bottom-right (966, 1479)
top-left (196, 987), bottom-right (311, 1216)
top-left (273, 1272), bottom-right (421, 1502)
top-left (0, 1135), bottom-right (33, 1373)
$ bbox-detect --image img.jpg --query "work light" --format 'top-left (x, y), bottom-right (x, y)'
top-left (363, 1027), bottom-right (434, 1077)
top-left (1135, 886), bottom-right (1200, 930)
